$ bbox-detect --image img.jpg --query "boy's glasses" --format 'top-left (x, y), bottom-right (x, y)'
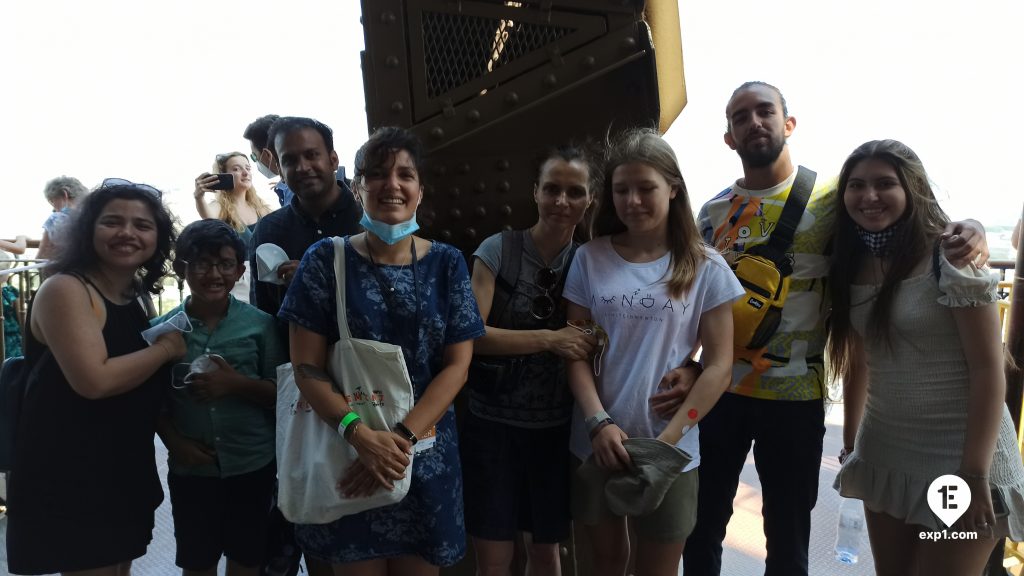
top-left (530, 267), bottom-right (559, 320)
top-left (184, 259), bottom-right (238, 276)
top-left (101, 178), bottom-right (162, 198)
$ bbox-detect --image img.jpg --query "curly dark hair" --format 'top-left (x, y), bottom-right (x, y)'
top-left (49, 183), bottom-right (177, 295)
top-left (353, 126), bottom-right (425, 182)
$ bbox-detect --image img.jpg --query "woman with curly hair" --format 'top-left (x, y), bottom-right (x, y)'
top-left (6, 180), bottom-right (187, 575)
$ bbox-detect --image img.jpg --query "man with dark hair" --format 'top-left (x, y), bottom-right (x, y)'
top-left (243, 114), bottom-right (293, 207)
top-left (249, 117), bottom-right (360, 576)
top-left (676, 81), bottom-right (990, 576)
top-left (249, 116), bottom-right (361, 324)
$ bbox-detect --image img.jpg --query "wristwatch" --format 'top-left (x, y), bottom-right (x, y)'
top-left (394, 421), bottom-right (418, 446)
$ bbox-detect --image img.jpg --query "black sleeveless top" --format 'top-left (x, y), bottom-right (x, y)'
top-left (7, 278), bottom-right (166, 571)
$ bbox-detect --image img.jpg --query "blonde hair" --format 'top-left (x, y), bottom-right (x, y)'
top-left (593, 127), bottom-right (706, 300)
top-left (212, 152), bottom-right (272, 231)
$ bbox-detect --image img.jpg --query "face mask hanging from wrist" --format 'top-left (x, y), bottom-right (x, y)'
top-left (360, 212), bottom-right (420, 245)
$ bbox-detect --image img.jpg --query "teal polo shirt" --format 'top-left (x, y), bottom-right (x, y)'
top-left (154, 295), bottom-right (286, 477)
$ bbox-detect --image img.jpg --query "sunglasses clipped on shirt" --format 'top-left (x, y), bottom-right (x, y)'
top-left (530, 267), bottom-right (560, 320)
top-left (101, 177), bottom-right (163, 199)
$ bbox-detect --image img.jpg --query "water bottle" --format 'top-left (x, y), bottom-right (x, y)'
top-left (834, 497), bottom-right (865, 565)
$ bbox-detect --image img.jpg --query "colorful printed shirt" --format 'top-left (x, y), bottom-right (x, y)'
top-left (697, 167), bottom-right (837, 401)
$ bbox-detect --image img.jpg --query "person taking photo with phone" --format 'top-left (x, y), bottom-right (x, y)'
top-left (194, 152), bottom-right (273, 302)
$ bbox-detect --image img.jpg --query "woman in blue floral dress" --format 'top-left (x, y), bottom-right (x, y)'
top-left (278, 127), bottom-right (484, 574)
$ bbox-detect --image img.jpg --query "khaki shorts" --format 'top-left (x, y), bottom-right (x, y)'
top-left (571, 458), bottom-right (699, 542)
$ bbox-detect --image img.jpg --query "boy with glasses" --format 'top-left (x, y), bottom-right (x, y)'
top-left (154, 219), bottom-right (285, 576)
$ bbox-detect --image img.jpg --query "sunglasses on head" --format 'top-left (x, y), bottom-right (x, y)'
top-left (530, 267), bottom-right (560, 320)
top-left (101, 178), bottom-right (162, 198)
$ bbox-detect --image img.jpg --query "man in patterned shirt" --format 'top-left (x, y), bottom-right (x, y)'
top-left (679, 81), bottom-right (989, 576)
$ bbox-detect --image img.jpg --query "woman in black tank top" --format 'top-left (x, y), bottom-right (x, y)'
top-left (6, 181), bottom-right (186, 575)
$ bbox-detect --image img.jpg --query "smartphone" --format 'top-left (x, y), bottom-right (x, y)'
top-left (992, 487), bottom-right (1009, 519)
top-left (210, 173), bottom-right (234, 190)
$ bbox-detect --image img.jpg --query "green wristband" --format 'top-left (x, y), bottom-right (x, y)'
top-left (337, 411), bottom-right (361, 438)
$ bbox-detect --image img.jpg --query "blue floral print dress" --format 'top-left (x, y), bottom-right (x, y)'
top-left (278, 236), bottom-right (484, 566)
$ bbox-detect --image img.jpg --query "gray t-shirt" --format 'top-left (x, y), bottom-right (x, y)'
top-left (468, 230), bottom-right (575, 427)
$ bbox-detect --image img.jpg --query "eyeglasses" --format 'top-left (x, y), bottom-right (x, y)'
top-left (101, 178), bottom-right (162, 198)
top-left (183, 259), bottom-right (238, 276)
top-left (530, 267), bottom-right (559, 320)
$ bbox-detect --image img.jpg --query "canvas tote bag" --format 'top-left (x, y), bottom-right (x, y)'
top-left (276, 237), bottom-right (415, 524)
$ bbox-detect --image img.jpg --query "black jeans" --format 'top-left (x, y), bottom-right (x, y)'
top-left (683, 393), bottom-right (825, 576)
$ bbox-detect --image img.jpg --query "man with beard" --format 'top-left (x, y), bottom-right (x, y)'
top-left (673, 81), bottom-right (990, 576)
top-left (249, 116), bottom-right (362, 323)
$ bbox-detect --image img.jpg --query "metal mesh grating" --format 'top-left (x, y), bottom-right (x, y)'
top-left (422, 11), bottom-right (573, 98)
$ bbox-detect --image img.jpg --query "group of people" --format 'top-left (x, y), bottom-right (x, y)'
top-left (3, 80), bottom-right (1022, 576)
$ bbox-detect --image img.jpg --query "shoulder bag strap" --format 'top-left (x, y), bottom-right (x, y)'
top-left (765, 165), bottom-right (816, 255)
top-left (331, 237), bottom-right (352, 340)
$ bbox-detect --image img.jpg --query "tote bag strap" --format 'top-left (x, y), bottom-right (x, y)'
top-left (331, 236), bottom-right (353, 341)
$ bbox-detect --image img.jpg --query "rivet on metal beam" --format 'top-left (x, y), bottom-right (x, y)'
top-left (496, 159), bottom-right (510, 172)
top-left (464, 228), bottom-right (477, 240)
top-left (504, 92), bottom-right (520, 106)
top-left (430, 127), bottom-right (445, 141)
top-left (582, 56), bottom-right (597, 70)
top-left (500, 204), bottom-right (513, 217)
top-left (474, 206), bottom-right (487, 217)
top-left (547, 45), bottom-right (564, 68)
top-left (543, 74), bottom-right (557, 88)
top-left (449, 208), bottom-right (462, 220)
top-left (466, 109), bottom-right (481, 123)
top-left (442, 98), bottom-right (456, 119)
top-left (449, 187), bottom-right (461, 198)
top-left (380, 11), bottom-right (396, 24)
top-left (621, 37), bottom-right (637, 51)
top-left (458, 163), bottom-right (471, 175)
top-left (440, 229), bottom-right (452, 241)
top-left (432, 165), bottom-right (447, 177)
top-left (475, 181), bottom-right (487, 193)
top-left (498, 180), bottom-right (511, 193)
top-left (502, 224), bottom-right (513, 231)
top-left (390, 101), bottom-right (404, 114)
top-left (385, 56), bottom-right (399, 68)
top-left (425, 210), bottom-right (437, 221)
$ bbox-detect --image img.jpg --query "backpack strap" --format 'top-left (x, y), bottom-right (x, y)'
top-left (488, 229), bottom-right (525, 325)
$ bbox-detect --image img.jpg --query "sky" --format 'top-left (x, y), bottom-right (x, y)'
top-left (3, 0), bottom-right (1022, 256)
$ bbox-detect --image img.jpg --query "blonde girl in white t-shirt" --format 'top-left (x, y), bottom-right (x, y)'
top-left (563, 128), bottom-right (743, 576)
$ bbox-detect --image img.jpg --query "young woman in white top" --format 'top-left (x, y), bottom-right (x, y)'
top-left (562, 128), bottom-right (743, 576)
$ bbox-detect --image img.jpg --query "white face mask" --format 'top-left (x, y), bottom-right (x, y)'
top-left (256, 161), bottom-right (276, 179)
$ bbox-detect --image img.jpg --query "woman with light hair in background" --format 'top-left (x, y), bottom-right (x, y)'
top-left (193, 152), bottom-right (273, 301)
top-left (37, 175), bottom-right (89, 261)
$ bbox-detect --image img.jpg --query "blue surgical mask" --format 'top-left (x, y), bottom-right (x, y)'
top-left (360, 212), bottom-right (420, 245)
top-left (256, 161), bottom-right (276, 179)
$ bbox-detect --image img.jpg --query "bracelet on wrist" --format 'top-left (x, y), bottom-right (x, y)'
top-left (589, 420), bottom-right (612, 440)
top-left (343, 420), bottom-right (362, 444)
top-left (337, 411), bottom-right (361, 440)
top-left (585, 410), bottom-right (614, 438)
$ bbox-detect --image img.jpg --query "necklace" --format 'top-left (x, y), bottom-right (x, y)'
top-left (359, 235), bottom-right (422, 352)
